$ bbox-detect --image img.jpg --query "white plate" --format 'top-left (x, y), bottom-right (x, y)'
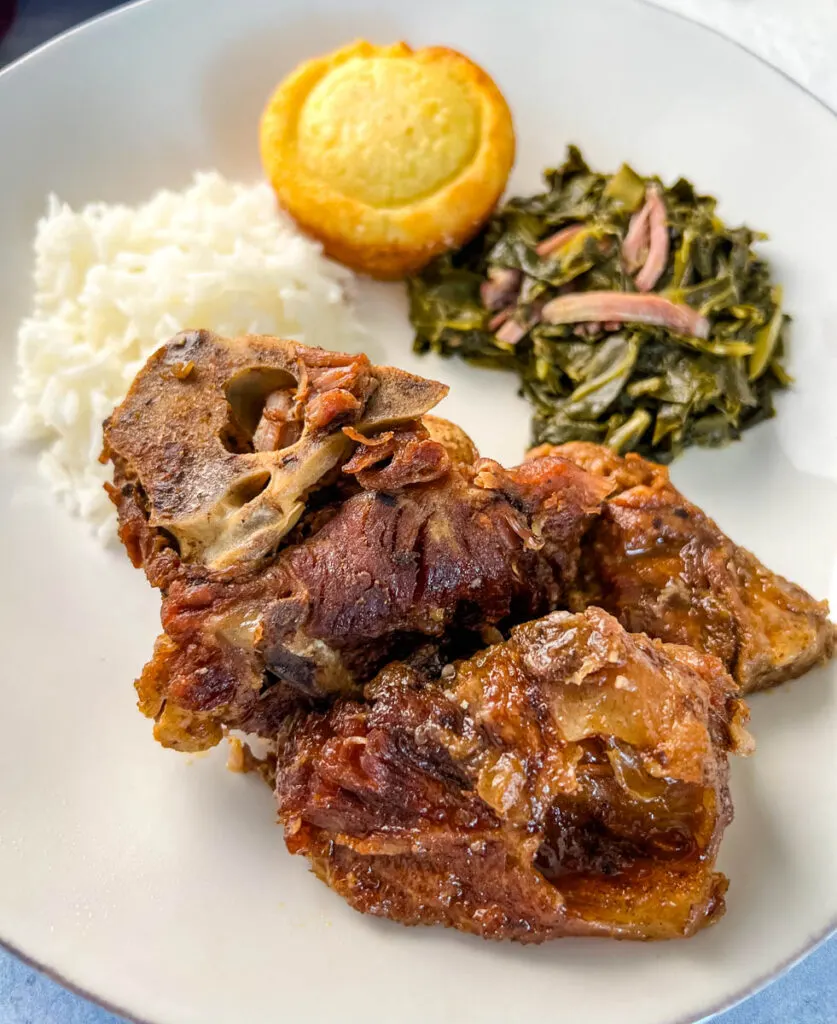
top-left (1, 1), bottom-right (836, 1022)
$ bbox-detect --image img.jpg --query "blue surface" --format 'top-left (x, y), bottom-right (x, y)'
top-left (1, 3), bottom-right (836, 1023)
top-left (1, 935), bottom-right (836, 1024)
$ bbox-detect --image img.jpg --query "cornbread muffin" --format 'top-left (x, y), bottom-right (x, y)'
top-left (260, 40), bottom-right (515, 278)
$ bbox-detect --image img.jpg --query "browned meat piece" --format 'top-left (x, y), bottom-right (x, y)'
top-left (112, 334), bottom-right (828, 764)
top-left (103, 329), bottom-right (448, 572)
top-left (104, 333), bottom-right (611, 751)
top-left (131, 439), bottom-right (608, 751)
top-left (532, 442), bottom-right (837, 693)
top-left (276, 608), bottom-right (751, 942)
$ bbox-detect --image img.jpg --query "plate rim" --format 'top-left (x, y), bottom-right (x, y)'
top-left (0, 0), bottom-right (835, 1021)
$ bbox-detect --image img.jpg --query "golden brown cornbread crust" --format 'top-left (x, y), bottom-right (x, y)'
top-left (260, 40), bottom-right (515, 278)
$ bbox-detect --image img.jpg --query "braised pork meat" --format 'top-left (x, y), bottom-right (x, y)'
top-left (103, 333), bottom-right (608, 750)
top-left (534, 442), bottom-right (836, 692)
top-left (126, 441), bottom-right (608, 750)
top-left (104, 334), bottom-right (836, 945)
top-left (104, 335), bottom-right (833, 752)
top-left (276, 608), bottom-right (752, 941)
top-left (103, 329), bottom-right (449, 575)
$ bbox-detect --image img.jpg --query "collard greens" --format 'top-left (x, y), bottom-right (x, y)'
top-left (408, 146), bottom-right (790, 462)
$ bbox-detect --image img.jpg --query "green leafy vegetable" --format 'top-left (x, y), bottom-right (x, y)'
top-left (408, 146), bottom-right (790, 463)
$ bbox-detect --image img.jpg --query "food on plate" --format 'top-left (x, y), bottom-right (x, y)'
top-left (275, 608), bottom-right (752, 941)
top-left (259, 40), bottom-right (515, 279)
top-left (2, 173), bottom-right (362, 536)
top-left (1, 12), bottom-right (830, 958)
top-left (104, 334), bottom-right (834, 938)
top-left (409, 146), bottom-right (790, 462)
top-left (535, 441), bottom-right (837, 693)
top-left (103, 329), bottom-right (447, 571)
top-left (105, 334), bottom-right (831, 754)
top-left (104, 332), bottom-right (608, 749)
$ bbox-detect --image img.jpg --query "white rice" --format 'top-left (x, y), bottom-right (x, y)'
top-left (3, 172), bottom-right (365, 540)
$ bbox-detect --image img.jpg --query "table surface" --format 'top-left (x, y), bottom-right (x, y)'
top-left (1, 1), bottom-right (836, 1022)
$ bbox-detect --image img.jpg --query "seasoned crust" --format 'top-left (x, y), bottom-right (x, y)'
top-left (259, 40), bottom-right (515, 278)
